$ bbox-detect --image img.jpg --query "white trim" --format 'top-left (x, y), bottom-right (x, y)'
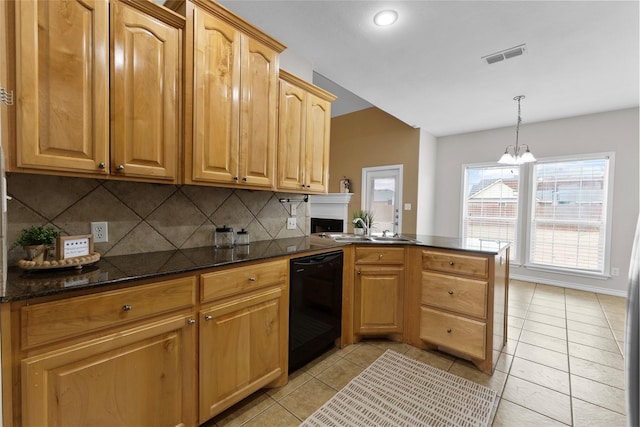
top-left (510, 273), bottom-right (627, 297)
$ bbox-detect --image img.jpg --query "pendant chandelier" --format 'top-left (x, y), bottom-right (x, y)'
top-left (498, 95), bottom-right (536, 164)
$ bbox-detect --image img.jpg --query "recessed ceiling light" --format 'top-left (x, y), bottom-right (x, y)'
top-left (374, 10), bottom-right (398, 26)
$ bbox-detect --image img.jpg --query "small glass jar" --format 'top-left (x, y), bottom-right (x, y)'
top-left (236, 228), bottom-right (250, 246)
top-left (214, 225), bottom-right (234, 248)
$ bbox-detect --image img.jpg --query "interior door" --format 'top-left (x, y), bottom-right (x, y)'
top-left (362, 165), bottom-right (403, 234)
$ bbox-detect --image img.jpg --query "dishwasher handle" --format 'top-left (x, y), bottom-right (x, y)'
top-left (291, 251), bottom-right (342, 267)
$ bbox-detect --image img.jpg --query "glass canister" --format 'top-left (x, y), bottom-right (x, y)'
top-left (236, 228), bottom-right (250, 246)
top-left (214, 225), bottom-right (234, 248)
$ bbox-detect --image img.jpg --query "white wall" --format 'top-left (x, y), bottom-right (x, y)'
top-left (434, 108), bottom-right (639, 296)
top-left (417, 128), bottom-right (437, 235)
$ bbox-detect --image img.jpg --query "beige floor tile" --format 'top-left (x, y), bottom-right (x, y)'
top-left (526, 311), bottom-right (568, 328)
top-left (571, 374), bottom-right (626, 415)
top-left (495, 352), bottom-right (513, 374)
top-left (605, 311), bottom-right (626, 324)
top-left (509, 357), bottom-right (570, 394)
top-left (509, 306), bottom-right (529, 319)
top-left (503, 338), bottom-right (519, 355)
top-left (211, 391), bottom-right (275, 427)
top-left (519, 330), bottom-right (568, 354)
top-left (567, 330), bottom-right (620, 353)
top-left (565, 303), bottom-right (605, 317)
top-left (403, 346), bottom-right (455, 371)
top-left (572, 397), bottom-right (627, 427)
top-left (448, 361), bottom-right (508, 396)
top-left (528, 303), bottom-right (566, 319)
top-left (567, 319), bottom-right (615, 339)
top-left (609, 319), bottom-right (626, 334)
top-left (241, 403), bottom-right (301, 427)
top-left (493, 399), bottom-right (568, 426)
top-left (522, 319), bottom-right (567, 340)
top-left (364, 339), bottom-right (413, 354)
top-left (265, 369), bottom-right (313, 401)
top-left (507, 325), bottom-right (523, 341)
top-left (514, 342), bottom-right (568, 371)
top-left (278, 378), bottom-right (337, 421)
top-left (566, 311), bottom-right (609, 327)
top-left (531, 297), bottom-right (566, 310)
top-left (569, 356), bottom-right (625, 390)
top-left (315, 357), bottom-right (365, 390)
top-left (534, 284), bottom-right (566, 296)
top-left (301, 349), bottom-right (343, 376)
top-left (508, 315), bottom-right (525, 329)
top-left (501, 376), bottom-right (572, 424)
top-left (342, 343), bottom-right (386, 367)
top-left (568, 342), bottom-right (624, 370)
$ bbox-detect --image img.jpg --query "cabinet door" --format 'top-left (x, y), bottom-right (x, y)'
top-left (354, 265), bottom-right (405, 335)
top-left (277, 79), bottom-right (306, 191)
top-left (192, 7), bottom-right (240, 184)
top-left (111, 1), bottom-right (180, 181)
top-left (22, 315), bottom-right (197, 427)
top-left (304, 93), bottom-right (331, 193)
top-left (199, 287), bottom-right (284, 423)
top-left (239, 35), bottom-right (278, 188)
top-left (15, 0), bottom-right (109, 175)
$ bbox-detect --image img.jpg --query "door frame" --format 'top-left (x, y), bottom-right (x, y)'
top-left (361, 164), bottom-right (403, 234)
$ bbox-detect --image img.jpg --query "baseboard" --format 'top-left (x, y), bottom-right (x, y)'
top-left (510, 273), bottom-right (628, 298)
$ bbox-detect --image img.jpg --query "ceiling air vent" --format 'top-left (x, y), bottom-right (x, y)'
top-left (482, 44), bottom-right (526, 65)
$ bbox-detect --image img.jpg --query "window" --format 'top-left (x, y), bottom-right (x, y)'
top-left (528, 155), bottom-right (612, 274)
top-left (462, 165), bottom-right (520, 260)
top-left (362, 165), bottom-right (403, 234)
top-left (461, 153), bottom-right (614, 277)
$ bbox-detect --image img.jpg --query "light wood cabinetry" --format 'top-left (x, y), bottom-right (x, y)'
top-left (416, 247), bottom-right (509, 374)
top-left (184, 0), bottom-right (285, 189)
top-left (277, 70), bottom-right (335, 194)
top-left (11, 275), bottom-right (198, 427)
top-left (10, 0), bottom-right (183, 182)
top-left (198, 259), bottom-right (288, 423)
top-left (354, 246), bottom-right (405, 336)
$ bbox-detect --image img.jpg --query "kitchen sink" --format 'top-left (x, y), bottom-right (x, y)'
top-left (369, 236), bottom-right (416, 243)
top-left (322, 233), bottom-right (417, 244)
top-left (333, 235), bottom-right (373, 242)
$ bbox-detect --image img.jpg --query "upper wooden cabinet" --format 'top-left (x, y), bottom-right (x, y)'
top-left (184, 0), bottom-right (285, 189)
top-left (14, 0), bottom-right (110, 175)
top-left (10, 0), bottom-right (183, 182)
top-left (277, 70), bottom-right (335, 194)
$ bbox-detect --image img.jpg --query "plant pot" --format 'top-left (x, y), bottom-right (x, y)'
top-left (23, 245), bottom-right (46, 262)
top-left (354, 228), bottom-right (365, 236)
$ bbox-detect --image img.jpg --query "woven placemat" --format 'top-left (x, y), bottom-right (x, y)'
top-left (301, 349), bottom-right (497, 427)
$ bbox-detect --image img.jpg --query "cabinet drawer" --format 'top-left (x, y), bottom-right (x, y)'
top-left (355, 246), bottom-right (404, 265)
top-left (201, 259), bottom-right (287, 303)
top-left (421, 271), bottom-right (487, 318)
top-left (419, 307), bottom-right (486, 360)
top-left (22, 276), bottom-right (196, 349)
top-left (422, 250), bottom-right (488, 279)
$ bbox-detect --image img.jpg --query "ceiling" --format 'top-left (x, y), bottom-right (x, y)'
top-left (219, 1), bottom-right (639, 137)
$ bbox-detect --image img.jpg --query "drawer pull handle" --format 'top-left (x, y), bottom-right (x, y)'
top-left (357, 270), bottom-right (361, 275)
top-left (378, 254), bottom-right (383, 260)
top-left (204, 315), bottom-right (213, 321)
top-left (122, 305), bottom-right (132, 312)
top-left (447, 328), bottom-right (452, 333)
top-left (187, 319), bottom-right (196, 325)
top-left (449, 261), bottom-right (454, 266)
top-left (249, 276), bottom-right (256, 281)
top-left (448, 290), bottom-right (454, 295)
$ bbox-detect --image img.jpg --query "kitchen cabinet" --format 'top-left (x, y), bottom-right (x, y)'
top-left (277, 70), bottom-right (335, 194)
top-left (10, 0), bottom-right (183, 182)
top-left (198, 259), bottom-right (288, 423)
top-left (353, 246), bottom-right (405, 337)
top-left (14, 275), bottom-right (198, 426)
top-left (416, 248), bottom-right (509, 374)
top-left (184, 0), bottom-right (285, 189)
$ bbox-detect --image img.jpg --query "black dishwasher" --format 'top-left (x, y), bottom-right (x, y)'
top-left (289, 251), bottom-right (343, 372)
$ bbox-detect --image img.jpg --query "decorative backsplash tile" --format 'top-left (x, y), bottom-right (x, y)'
top-left (7, 174), bottom-right (309, 266)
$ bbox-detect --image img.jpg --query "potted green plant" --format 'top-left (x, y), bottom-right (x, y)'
top-left (352, 209), bottom-right (374, 235)
top-left (14, 225), bottom-right (63, 262)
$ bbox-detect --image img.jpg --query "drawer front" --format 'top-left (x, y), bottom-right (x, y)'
top-left (422, 250), bottom-right (488, 279)
top-left (22, 276), bottom-right (196, 349)
top-left (201, 259), bottom-right (287, 303)
top-left (355, 246), bottom-right (404, 265)
top-left (419, 307), bottom-right (486, 359)
top-left (421, 271), bottom-right (487, 318)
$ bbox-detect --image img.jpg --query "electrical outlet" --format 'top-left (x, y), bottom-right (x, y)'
top-left (287, 217), bottom-right (297, 230)
top-left (91, 221), bottom-right (109, 243)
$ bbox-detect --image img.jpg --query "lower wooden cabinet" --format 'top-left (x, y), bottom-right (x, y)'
top-left (22, 314), bottom-right (197, 427)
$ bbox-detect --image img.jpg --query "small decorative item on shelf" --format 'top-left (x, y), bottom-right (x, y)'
top-left (14, 225), bottom-right (63, 263)
top-left (15, 228), bottom-right (101, 270)
top-left (340, 177), bottom-right (351, 193)
top-left (352, 210), bottom-right (374, 236)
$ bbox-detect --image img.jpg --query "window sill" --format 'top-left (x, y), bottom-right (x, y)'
top-left (520, 264), bottom-right (610, 281)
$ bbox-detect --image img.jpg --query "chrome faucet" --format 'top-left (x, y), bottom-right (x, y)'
top-left (353, 218), bottom-right (369, 236)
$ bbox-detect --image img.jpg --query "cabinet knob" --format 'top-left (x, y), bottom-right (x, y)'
top-left (187, 319), bottom-right (196, 325)
top-left (357, 270), bottom-right (361, 275)
top-left (98, 162), bottom-right (105, 169)
top-left (449, 261), bottom-right (454, 266)
top-left (378, 254), bottom-right (383, 260)
top-left (204, 315), bottom-right (213, 321)
top-left (116, 164), bottom-right (125, 171)
top-left (448, 290), bottom-right (454, 295)
top-left (242, 176), bottom-right (248, 182)
top-left (248, 276), bottom-right (256, 281)
top-left (447, 328), bottom-right (452, 333)
top-left (233, 176), bottom-right (239, 181)
top-left (122, 305), bottom-right (132, 312)
top-left (306, 185), bottom-right (311, 188)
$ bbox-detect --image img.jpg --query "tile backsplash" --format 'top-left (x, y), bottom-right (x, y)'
top-left (7, 174), bottom-right (309, 266)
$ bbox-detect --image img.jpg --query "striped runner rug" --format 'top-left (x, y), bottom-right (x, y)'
top-left (301, 350), bottom-right (497, 427)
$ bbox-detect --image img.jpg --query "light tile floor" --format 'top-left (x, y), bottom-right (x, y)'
top-left (205, 280), bottom-right (628, 426)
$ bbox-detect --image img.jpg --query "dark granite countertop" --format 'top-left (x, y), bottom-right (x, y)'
top-left (3, 234), bottom-right (509, 303)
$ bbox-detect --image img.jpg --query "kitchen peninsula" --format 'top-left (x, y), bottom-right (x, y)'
top-left (1, 235), bottom-right (508, 426)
